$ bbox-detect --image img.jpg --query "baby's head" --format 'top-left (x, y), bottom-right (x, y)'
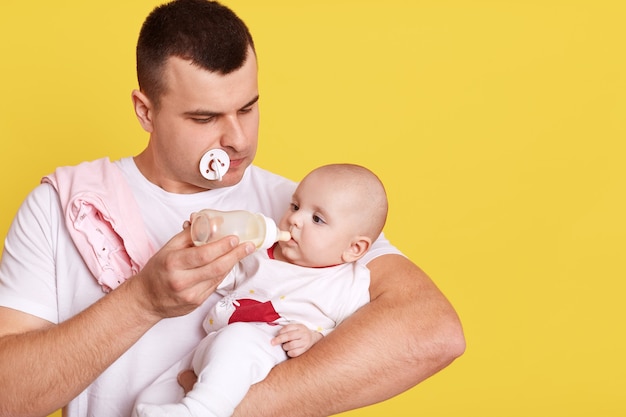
top-left (276, 164), bottom-right (388, 268)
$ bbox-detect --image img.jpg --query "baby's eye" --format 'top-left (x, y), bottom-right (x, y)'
top-left (290, 203), bottom-right (299, 212)
top-left (312, 215), bottom-right (325, 224)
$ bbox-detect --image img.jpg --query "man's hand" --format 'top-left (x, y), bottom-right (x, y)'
top-left (271, 323), bottom-right (323, 358)
top-left (133, 228), bottom-right (255, 320)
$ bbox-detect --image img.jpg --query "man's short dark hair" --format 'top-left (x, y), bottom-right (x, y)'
top-left (136, 0), bottom-right (255, 106)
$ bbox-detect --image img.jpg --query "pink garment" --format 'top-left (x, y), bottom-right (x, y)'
top-left (42, 158), bottom-right (155, 292)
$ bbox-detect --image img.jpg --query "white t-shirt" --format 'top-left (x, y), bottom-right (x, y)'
top-left (0, 157), bottom-right (401, 417)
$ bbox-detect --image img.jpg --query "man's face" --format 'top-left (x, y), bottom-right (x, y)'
top-left (142, 48), bottom-right (259, 193)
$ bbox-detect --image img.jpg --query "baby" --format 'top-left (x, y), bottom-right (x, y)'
top-left (135, 163), bottom-right (388, 417)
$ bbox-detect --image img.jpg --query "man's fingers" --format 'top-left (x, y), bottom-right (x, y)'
top-left (179, 239), bottom-right (255, 296)
top-left (137, 233), bottom-right (253, 317)
top-left (190, 236), bottom-right (238, 262)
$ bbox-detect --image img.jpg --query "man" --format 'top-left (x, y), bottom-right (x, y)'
top-left (0, 1), bottom-right (465, 416)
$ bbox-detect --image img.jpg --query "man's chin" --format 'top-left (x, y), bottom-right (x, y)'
top-left (203, 172), bottom-right (244, 189)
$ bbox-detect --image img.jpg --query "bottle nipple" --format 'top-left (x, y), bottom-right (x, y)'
top-left (277, 230), bottom-right (291, 242)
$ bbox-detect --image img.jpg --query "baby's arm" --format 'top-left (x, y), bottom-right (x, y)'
top-left (271, 323), bottom-right (323, 358)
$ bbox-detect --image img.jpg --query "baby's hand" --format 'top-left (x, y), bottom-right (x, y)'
top-left (271, 323), bottom-right (323, 358)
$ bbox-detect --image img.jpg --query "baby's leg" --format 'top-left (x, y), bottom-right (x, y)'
top-left (188, 322), bottom-right (287, 416)
top-left (137, 323), bottom-right (287, 417)
top-left (131, 350), bottom-right (193, 417)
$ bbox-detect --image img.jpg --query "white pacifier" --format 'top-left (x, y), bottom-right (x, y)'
top-left (199, 149), bottom-right (230, 181)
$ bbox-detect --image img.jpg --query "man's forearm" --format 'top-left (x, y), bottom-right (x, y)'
top-left (0, 278), bottom-right (159, 417)
top-left (234, 255), bottom-right (465, 416)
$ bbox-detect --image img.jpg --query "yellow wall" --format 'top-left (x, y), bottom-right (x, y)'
top-left (1, 1), bottom-right (625, 416)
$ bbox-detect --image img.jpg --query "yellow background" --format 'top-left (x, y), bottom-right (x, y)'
top-left (1, 1), bottom-right (624, 416)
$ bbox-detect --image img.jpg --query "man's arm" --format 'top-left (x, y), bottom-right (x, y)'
top-left (233, 254), bottom-right (465, 416)
top-left (0, 287), bottom-right (158, 417)
top-left (0, 232), bottom-right (253, 417)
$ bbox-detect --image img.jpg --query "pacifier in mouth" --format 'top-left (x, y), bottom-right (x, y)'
top-left (199, 149), bottom-right (230, 181)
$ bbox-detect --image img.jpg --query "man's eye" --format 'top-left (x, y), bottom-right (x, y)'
top-left (239, 107), bottom-right (253, 114)
top-left (192, 117), bottom-right (215, 124)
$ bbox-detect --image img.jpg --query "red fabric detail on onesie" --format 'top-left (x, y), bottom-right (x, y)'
top-left (228, 299), bottom-right (280, 325)
top-left (267, 244), bottom-right (277, 259)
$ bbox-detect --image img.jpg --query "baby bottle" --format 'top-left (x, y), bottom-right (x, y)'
top-left (190, 209), bottom-right (291, 250)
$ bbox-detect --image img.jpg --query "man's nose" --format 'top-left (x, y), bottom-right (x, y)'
top-left (220, 114), bottom-right (247, 150)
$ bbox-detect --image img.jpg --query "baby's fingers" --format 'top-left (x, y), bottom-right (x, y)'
top-left (271, 332), bottom-right (294, 346)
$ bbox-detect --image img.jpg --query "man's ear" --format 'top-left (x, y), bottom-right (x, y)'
top-left (131, 89), bottom-right (154, 133)
top-left (341, 236), bottom-right (372, 263)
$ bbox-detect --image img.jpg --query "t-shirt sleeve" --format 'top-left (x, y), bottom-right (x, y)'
top-left (323, 264), bottom-right (371, 336)
top-left (357, 232), bottom-right (404, 266)
top-left (0, 184), bottom-right (61, 323)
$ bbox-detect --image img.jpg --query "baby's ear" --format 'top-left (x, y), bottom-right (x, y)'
top-left (341, 236), bottom-right (372, 263)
